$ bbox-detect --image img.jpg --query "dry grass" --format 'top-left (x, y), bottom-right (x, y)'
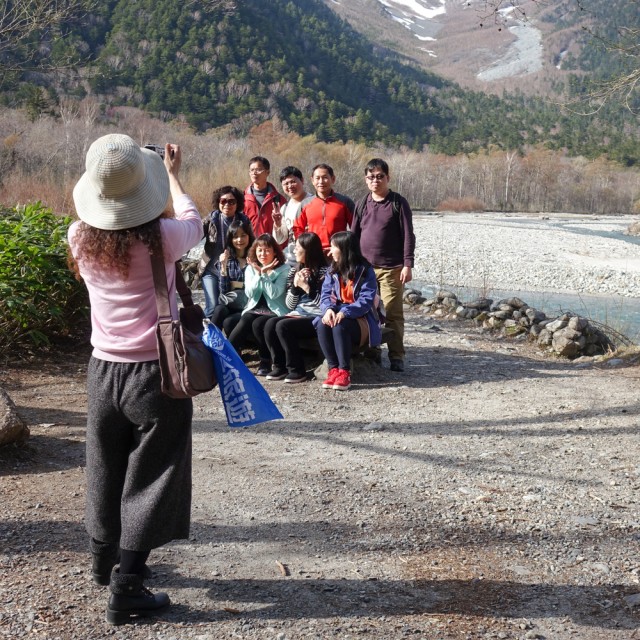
top-left (0, 105), bottom-right (638, 216)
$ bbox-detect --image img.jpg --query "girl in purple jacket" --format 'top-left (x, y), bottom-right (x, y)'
top-left (313, 231), bottom-right (382, 391)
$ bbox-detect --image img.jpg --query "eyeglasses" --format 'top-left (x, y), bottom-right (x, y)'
top-left (249, 168), bottom-right (265, 175)
top-left (219, 198), bottom-right (237, 206)
top-left (366, 174), bottom-right (387, 182)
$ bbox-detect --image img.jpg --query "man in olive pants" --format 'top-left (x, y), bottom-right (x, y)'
top-left (352, 159), bottom-right (416, 372)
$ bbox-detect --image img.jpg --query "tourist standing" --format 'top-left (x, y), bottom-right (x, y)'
top-left (198, 186), bottom-right (250, 318)
top-left (293, 163), bottom-right (354, 255)
top-left (352, 158), bottom-right (415, 372)
top-left (68, 135), bottom-right (202, 624)
top-left (243, 156), bottom-right (287, 241)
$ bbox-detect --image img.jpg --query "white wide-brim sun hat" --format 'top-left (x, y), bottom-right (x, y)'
top-left (73, 134), bottom-right (169, 231)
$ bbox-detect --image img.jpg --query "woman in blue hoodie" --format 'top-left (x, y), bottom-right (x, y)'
top-left (314, 231), bottom-right (382, 391)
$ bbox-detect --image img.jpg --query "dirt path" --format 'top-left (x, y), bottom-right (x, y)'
top-left (2, 312), bottom-right (640, 639)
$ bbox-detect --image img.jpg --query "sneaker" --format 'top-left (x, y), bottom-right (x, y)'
top-left (266, 368), bottom-right (287, 381)
top-left (390, 359), bottom-right (404, 372)
top-left (256, 361), bottom-right (271, 377)
top-left (332, 369), bottom-right (351, 391)
top-left (284, 371), bottom-right (307, 383)
top-left (322, 368), bottom-right (339, 389)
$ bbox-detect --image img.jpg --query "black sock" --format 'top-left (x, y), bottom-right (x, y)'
top-left (119, 549), bottom-right (150, 575)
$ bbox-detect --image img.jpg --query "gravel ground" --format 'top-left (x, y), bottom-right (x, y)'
top-left (413, 213), bottom-right (640, 298)
top-left (2, 211), bottom-right (640, 639)
top-left (2, 310), bottom-right (640, 639)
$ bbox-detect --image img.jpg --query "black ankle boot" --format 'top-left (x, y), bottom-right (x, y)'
top-left (106, 569), bottom-right (170, 625)
top-left (90, 539), bottom-right (118, 586)
top-left (91, 540), bottom-right (153, 586)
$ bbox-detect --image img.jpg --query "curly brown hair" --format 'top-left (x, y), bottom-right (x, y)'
top-left (69, 218), bottom-right (164, 280)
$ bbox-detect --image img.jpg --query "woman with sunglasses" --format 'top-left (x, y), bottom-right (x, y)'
top-left (198, 186), bottom-right (252, 318)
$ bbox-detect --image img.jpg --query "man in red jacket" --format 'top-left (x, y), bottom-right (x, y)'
top-left (243, 156), bottom-right (287, 243)
top-left (292, 163), bottom-right (354, 255)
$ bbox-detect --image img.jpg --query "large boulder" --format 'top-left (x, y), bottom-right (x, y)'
top-left (0, 387), bottom-right (29, 446)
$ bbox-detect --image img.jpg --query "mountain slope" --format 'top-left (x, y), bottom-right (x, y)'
top-left (3, 0), bottom-right (639, 161)
top-left (322, 0), bottom-right (640, 100)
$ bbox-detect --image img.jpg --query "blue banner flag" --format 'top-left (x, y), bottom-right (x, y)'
top-left (202, 323), bottom-right (283, 427)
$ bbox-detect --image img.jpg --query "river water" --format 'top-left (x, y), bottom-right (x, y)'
top-left (412, 216), bottom-right (640, 343)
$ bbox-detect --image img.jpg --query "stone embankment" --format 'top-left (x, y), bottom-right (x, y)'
top-left (405, 288), bottom-right (619, 359)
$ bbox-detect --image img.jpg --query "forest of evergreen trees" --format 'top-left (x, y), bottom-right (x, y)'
top-left (1, 0), bottom-right (639, 165)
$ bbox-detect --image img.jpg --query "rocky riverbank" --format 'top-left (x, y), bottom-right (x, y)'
top-left (412, 213), bottom-right (640, 298)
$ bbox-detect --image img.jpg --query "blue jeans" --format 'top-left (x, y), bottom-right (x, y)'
top-left (201, 266), bottom-right (220, 319)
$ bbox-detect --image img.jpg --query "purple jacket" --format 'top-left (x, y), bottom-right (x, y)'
top-left (313, 264), bottom-right (382, 347)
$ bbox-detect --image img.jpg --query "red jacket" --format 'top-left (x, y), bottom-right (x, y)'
top-left (243, 183), bottom-right (287, 240)
top-left (292, 192), bottom-right (354, 251)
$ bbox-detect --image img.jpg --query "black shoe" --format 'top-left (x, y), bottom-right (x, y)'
top-left (389, 359), bottom-right (404, 372)
top-left (266, 368), bottom-right (287, 380)
top-left (106, 570), bottom-right (170, 625)
top-left (284, 372), bottom-right (308, 383)
top-left (256, 361), bottom-right (271, 376)
top-left (91, 540), bottom-right (118, 586)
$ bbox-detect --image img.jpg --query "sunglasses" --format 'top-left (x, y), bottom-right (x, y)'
top-left (366, 174), bottom-right (387, 181)
top-left (219, 198), bottom-right (237, 206)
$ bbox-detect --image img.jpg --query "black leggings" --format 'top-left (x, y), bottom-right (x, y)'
top-left (210, 304), bottom-right (242, 336)
top-left (264, 316), bottom-right (317, 375)
top-left (227, 312), bottom-right (275, 360)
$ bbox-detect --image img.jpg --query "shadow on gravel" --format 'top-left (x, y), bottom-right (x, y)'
top-left (354, 344), bottom-right (577, 390)
top-left (157, 574), bottom-right (640, 630)
top-left (0, 431), bottom-right (86, 476)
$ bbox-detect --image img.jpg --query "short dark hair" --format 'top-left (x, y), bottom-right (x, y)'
top-left (248, 233), bottom-right (285, 267)
top-left (365, 158), bottom-right (389, 176)
top-left (279, 166), bottom-right (303, 182)
top-left (311, 163), bottom-right (334, 178)
top-left (249, 156), bottom-right (270, 171)
top-left (212, 185), bottom-right (244, 212)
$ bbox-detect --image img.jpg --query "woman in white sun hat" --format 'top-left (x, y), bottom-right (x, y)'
top-left (68, 134), bottom-right (202, 625)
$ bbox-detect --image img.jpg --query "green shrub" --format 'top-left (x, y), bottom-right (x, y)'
top-left (0, 202), bottom-right (88, 353)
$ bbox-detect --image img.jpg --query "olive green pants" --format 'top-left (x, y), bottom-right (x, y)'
top-left (374, 266), bottom-right (405, 361)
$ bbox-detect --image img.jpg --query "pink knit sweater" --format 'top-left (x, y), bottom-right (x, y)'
top-left (68, 194), bottom-right (203, 362)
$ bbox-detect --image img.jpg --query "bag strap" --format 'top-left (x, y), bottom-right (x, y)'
top-left (150, 253), bottom-right (194, 320)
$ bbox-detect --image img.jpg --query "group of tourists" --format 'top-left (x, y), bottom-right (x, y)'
top-left (198, 155), bottom-right (416, 389)
top-left (67, 134), bottom-right (415, 625)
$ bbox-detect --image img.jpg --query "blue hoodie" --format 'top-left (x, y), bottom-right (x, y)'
top-left (313, 264), bottom-right (382, 347)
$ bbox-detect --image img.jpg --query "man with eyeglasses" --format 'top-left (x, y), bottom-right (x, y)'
top-left (244, 156), bottom-right (287, 243)
top-left (352, 158), bottom-right (415, 372)
top-left (292, 163), bottom-right (354, 255)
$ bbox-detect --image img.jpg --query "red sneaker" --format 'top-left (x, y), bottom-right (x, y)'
top-left (332, 369), bottom-right (351, 391)
top-left (322, 368), bottom-right (339, 389)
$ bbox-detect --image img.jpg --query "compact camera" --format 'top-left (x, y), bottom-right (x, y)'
top-left (143, 144), bottom-right (165, 159)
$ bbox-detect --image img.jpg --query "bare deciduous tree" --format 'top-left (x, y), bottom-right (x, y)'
top-left (477, 0), bottom-right (639, 108)
top-left (0, 1), bottom-right (97, 74)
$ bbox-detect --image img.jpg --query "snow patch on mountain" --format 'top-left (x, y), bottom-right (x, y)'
top-left (373, 0), bottom-right (544, 80)
top-left (477, 22), bottom-right (543, 80)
